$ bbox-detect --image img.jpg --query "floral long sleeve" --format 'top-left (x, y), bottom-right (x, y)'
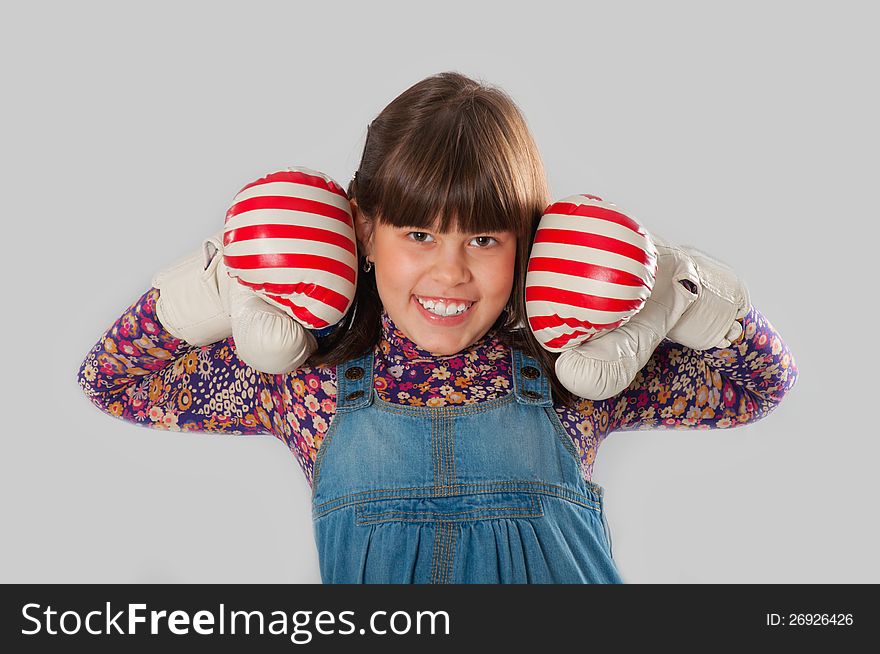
top-left (77, 287), bottom-right (283, 438)
top-left (78, 290), bottom-right (798, 490)
top-left (77, 287), bottom-right (345, 486)
top-left (607, 304), bottom-right (798, 432)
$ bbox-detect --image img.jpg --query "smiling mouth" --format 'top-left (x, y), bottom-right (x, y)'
top-left (412, 295), bottom-right (477, 327)
top-left (414, 295), bottom-right (475, 317)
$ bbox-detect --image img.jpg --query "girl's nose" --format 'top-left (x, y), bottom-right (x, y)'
top-left (430, 248), bottom-right (471, 287)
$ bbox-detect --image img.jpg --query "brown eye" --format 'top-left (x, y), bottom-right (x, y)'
top-left (472, 236), bottom-right (497, 248)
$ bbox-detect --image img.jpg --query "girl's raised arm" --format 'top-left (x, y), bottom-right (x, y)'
top-left (76, 287), bottom-right (284, 438)
top-left (606, 304), bottom-right (798, 433)
top-left (77, 285), bottom-right (340, 486)
top-left (77, 165), bottom-right (355, 485)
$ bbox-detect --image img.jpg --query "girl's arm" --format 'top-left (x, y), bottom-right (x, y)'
top-left (605, 304), bottom-right (798, 432)
top-left (77, 287), bottom-right (285, 437)
top-left (77, 287), bottom-right (338, 485)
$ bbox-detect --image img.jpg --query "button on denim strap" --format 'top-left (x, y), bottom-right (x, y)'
top-left (512, 350), bottom-right (552, 407)
top-left (335, 350), bottom-right (374, 413)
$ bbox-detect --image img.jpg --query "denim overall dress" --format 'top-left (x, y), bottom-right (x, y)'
top-left (310, 346), bottom-right (624, 584)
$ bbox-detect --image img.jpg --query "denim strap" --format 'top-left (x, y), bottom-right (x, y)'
top-left (335, 349), bottom-right (375, 413)
top-left (511, 349), bottom-right (553, 407)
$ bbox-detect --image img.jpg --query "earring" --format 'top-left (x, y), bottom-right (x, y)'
top-left (363, 258), bottom-right (373, 273)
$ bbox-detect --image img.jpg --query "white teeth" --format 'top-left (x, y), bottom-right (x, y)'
top-left (416, 296), bottom-right (471, 316)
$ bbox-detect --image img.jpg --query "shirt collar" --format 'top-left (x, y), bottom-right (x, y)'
top-left (379, 307), bottom-right (499, 364)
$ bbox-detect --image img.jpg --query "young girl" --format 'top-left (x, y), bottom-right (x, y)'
top-left (77, 71), bottom-right (799, 584)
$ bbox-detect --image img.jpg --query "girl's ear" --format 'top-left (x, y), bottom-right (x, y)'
top-left (351, 199), bottom-right (375, 258)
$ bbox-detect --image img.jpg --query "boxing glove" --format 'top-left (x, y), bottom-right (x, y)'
top-left (664, 244), bottom-right (750, 351)
top-left (223, 167), bottom-right (358, 333)
top-left (550, 231), bottom-right (749, 401)
top-left (152, 230), bottom-right (319, 374)
top-left (152, 229), bottom-right (236, 347)
top-left (526, 194), bottom-right (749, 400)
top-left (525, 194), bottom-right (657, 353)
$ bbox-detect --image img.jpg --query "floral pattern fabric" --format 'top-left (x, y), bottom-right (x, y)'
top-left (78, 288), bottom-right (798, 487)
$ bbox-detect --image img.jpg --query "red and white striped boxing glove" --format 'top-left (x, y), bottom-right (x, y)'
top-left (526, 194), bottom-right (683, 401)
top-left (525, 194), bottom-right (657, 352)
top-left (527, 194), bottom-right (749, 400)
top-left (223, 167), bottom-right (358, 372)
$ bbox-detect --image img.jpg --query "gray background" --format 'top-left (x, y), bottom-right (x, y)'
top-left (2, 0), bottom-right (876, 583)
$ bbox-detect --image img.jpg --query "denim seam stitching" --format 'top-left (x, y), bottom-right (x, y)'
top-left (315, 484), bottom-right (600, 517)
top-left (443, 523), bottom-right (455, 584)
top-left (540, 404), bottom-right (607, 499)
top-left (543, 405), bottom-right (585, 467)
top-left (430, 523), bottom-right (441, 584)
top-left (358, 508), bottom-right (543, 522)
top-left (435, 524), bottom-right (447, 584)
top-left (431, 414), bottom-right (440, 492)
top-left (440, 416), bottom-right (450, 495)
top-left (355, 495), bottom-right (543, 523)
top-left (316, 481), bottom-right (600, 507)
top-left (449, 414), bottom-right (457, 490)
top-left (442, 523), bottom-right (451, 584)
top-left (443, 416), bottom-right (453, 493)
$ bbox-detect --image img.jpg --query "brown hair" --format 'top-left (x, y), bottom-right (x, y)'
top-left (307, 71), bottom-right (579, 410)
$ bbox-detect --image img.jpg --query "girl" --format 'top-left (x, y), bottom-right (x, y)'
top-left (77, 71), bottom-right (799, 583)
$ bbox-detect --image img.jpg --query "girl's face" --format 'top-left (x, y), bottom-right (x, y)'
top-left (353, 201), bottom-right (517, 356)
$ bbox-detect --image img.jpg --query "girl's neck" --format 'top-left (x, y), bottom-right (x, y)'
top-left (379, 307), bottom-right (498, 364)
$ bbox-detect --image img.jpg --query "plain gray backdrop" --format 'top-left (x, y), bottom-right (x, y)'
top-left (2, 0), bottom-right (876, 583)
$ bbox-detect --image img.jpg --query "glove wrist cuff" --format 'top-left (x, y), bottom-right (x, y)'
top-left (152, 237), bottom-right (232, 346)
top-left (666, 245), bottom-right (750, 350)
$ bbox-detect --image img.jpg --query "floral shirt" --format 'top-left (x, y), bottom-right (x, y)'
top-left (77, 288), bottom-right (799, 487)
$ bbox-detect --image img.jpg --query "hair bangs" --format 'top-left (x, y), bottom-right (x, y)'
top-left (370, 106), bottom-right (537, 239)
